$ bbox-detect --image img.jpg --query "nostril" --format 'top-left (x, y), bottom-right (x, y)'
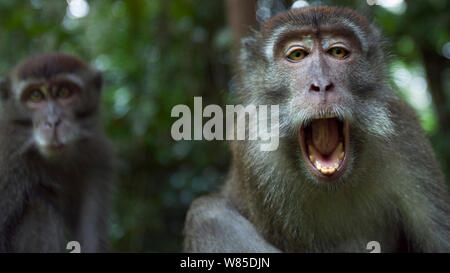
top-left (310, 84), bottom-right (320, 92)
top-left (44, 121), bottom-right (54, 129)
top-left (325, 83), bottom-right (334, 91)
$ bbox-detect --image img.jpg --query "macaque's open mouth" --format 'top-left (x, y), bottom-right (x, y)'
top-left (299, 116), bottom-right (349, 180)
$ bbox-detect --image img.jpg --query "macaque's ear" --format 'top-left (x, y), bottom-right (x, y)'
top-left (241, 36), bottom-right (256, 50)
top-left (92, 71), bottom-right (103, 91)
top-left (0, 78), bottom-right (9, 99)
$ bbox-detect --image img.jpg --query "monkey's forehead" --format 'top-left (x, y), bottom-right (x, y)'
top-left (262, 6), bottom-right (371, 37)
top-left (13, 53), bottom-right (91, 81)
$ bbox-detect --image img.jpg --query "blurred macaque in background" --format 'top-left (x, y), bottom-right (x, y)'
top-left (0, 53), bottom-right (116, 252)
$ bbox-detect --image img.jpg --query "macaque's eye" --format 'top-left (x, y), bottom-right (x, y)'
top-left (29, 89), bottom-right (45, 102)
top-left (58, 87), bottom-right (72, 98)
top-left (286, 48), bottom-right (308, 62)
top-left (328, 47), bottom-right (349, 58)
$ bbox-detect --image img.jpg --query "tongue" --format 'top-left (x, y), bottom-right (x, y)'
top-left (311, 118), bottom-right (339, 155)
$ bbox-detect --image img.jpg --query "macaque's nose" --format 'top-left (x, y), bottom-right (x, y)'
top-left (309, 82), bottom-right (335, 92)
top-left (44, 117), bottom-right (61, 129)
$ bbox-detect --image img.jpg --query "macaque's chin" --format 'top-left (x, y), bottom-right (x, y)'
top-left (299, 116), bottom-right (350, 181)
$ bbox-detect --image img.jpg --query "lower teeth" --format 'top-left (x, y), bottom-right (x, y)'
top-left (308, 142), bottom-right (345, 175)
top-left (315, 163), bottom-right (339, 175)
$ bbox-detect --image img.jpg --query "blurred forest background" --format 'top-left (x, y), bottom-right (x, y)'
top-left (0, 0), bottom-right (448, 252)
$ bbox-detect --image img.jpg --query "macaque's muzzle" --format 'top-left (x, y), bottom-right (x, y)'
top-left (34, 117), bottom-right (75, 156)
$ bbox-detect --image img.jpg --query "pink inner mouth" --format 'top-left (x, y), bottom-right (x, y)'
top-left (299, 117), bottom-right (349, 179)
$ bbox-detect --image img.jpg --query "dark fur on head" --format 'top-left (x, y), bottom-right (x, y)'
top-left (4, 53), bottom-right (102, 98)
top-left (15, 53), bottom-right (89, 79)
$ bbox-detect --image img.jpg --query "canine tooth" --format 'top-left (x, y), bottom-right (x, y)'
top-left (315, 162), bottom-right (321, 170)
top-left (338, 142), bottom-right (343, 150)
top-left (338, 152), bottom-right (344, 160)
top-left (334, 163), bottom-right (339, 169)
top-left (309, 155), bottom-right (316, 163)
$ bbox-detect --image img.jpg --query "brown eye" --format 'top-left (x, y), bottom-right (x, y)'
top-left (58, 87), bottom-right (72, 98)
top-left (328, 47), bottom-right (349, 58)
top-left (287, 49), bottom-right (308, 61)
top-left (29, 90), bottom-right (44, 102)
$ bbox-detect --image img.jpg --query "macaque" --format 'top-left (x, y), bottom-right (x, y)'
top-left (0, 53), bottom-right (116, 252)
top-left (184, 6), bottom-right (450, 252)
